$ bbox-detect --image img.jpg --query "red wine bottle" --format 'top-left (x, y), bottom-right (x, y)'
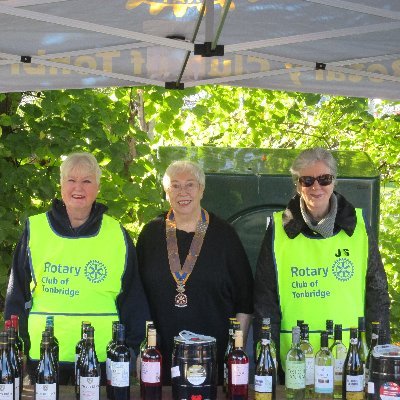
top-left (111, 324), bottom-right (130, 400)
top-left (140, 328), bottom-right (162, 400)
top-left (35, 331), bottom-right (58, 400)
top-left (10, 315), bottom-right (24, 366)
top-left (0, 331), bottom-right (15, 400)
top-left (106, 321), bottom-right (119, 400)
top-left (7, 327), bottom-right (22, 400)
top-left (79, 326), bottom-right (100, 400)
top-left (228, 330), bottom-right (249, 400)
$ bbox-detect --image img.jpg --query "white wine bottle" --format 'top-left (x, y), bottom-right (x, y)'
top-left (343, 328), bottom-right (364, 400)
top-left (299, 324), bottom-right (314, 399)
top-left (254, 328), bottom-right (276, 400)
top-left (285, 326), bottom-right (305, 400)
top-left (329, 324), bottom-right (347, 399)
top-left (314, 331), bottom-right (334, 399)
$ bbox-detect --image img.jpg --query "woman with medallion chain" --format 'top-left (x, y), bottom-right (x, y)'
top-left (137, 160), bottom-right (254, 384)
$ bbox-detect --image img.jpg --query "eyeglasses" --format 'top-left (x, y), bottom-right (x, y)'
top-left (298, 174), bottom-right (334, 187)
top-left (168, 182), bottom-right (200, 193)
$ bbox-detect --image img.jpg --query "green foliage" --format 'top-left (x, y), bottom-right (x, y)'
top-left (0, 86), bottom-right (399, 340)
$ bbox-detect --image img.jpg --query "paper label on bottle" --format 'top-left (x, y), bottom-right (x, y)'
top-left (141, 361), bottom-right (161, 383)
top-left (254, 375), bottom-right (273, 393)
top-left (0, 384), bottom-right (13, 400)
top-left (187, 364), bottom-right (207, 385)
top-left (35, 383), bottom-right (56, 400)
top-left (368, 381), bottom-right (375, 394)
top-left (80, 376), bottom-right (100, 400)
top-left (315, 365), bottom-right (334, 393)
top-left (111, 361), bottom-right (130, 387)
top-left (305, 356), bottom-right (314, 385)
top-left (286, 361), bottom-right (305, 389)
top-left (334, 359), bottom-right (344, 382)
top-left (14, 377), bottom-right (20, 400)
top-left (106, 357), bottom-right (111, 381)
top-left (171, 365), bottom-right (180, 378)
top-left (346, 375), bottom-right (363, 391)
top-left (231, 363), bottom-right (249, 385)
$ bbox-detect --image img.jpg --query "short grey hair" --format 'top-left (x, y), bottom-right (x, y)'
top-left (290, 148), bottom-right (337, 184)
top-left (162, 160), bottom-right (205, 191)
top-left (60, 152), bottom-right (101, 184)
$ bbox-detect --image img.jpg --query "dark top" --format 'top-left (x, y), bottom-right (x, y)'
top-left (253, 192), bottom-right (391, 382)
top-left (137, 211), bottom-right (254, 384)
top-left (4, 199), bottom-right (150, 359)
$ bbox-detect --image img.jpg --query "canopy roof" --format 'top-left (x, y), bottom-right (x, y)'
top-left (1, 0), bottom-right (400, 99)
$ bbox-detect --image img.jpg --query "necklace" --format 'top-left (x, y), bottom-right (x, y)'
top-left (166, 208), bottom-right (209, 307)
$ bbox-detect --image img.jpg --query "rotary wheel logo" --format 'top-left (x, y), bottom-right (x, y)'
top-left (85, 260), bottom-right (107, 283)
top-left (125, 0), bottom-right (235, 17)
top-left (331, 258), bottom-right (354, 282)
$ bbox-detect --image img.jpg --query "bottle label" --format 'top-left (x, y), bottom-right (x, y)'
top-left (80, 376), bottom-right (100, 400)
top-left (315, 365), bottom-right (334, 393)
top-left (305, 356), bottom-right (314, 385)
top-left (346, 375), bottom-right (363, 391)
top-left (15, 377), bottom-right (20, 400)
top-left (171, 365), bottom-right (180, 378)
top-left (106, 357), bottom-right (111, 382)
top-left (187, 364), bottom-right (207, 385)
top-left (334, 359), bottom-right (344, 382)
top-left (111, 361), bottom-right (130, 387)
top-left (254, 375), bottom-right (273, 393)
top-left (141, 360), bottom-right (161, 383)
top-left (255, 393), bottom-right (273, 400)
top-left (231, 363), bottom-right (249, 385)
top-left (286, 361), bottom-right (305, 389)
top-left (0, 384), bottom-right (13, 400)
top-left (35, 383), bottom-right (56, 400)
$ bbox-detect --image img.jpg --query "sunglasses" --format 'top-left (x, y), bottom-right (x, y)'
top-left (298, 174), bottom-right (334, 187)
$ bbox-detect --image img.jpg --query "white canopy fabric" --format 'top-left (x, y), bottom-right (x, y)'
top-left (1, 0), bottom-right (400, 99)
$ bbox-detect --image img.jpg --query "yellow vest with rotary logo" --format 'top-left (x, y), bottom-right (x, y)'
top-left (28, 212), bottom-right (127, 362)
top-left (273, 209), bottom-right (368, 370)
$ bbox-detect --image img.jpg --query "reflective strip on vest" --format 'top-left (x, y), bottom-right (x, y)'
top-left (273, 209), bottom-right (367, 370)
top-left (28, 213), bottom-right (127, 362)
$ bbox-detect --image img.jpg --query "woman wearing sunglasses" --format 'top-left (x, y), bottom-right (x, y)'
top-left (253, 147), bottom-right (390, 383)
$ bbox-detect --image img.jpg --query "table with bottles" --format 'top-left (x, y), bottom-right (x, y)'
top-left (20, 385), bottom-right (289, 400)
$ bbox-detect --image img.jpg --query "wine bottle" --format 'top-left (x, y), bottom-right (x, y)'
top-left (106, 321), bottom-right (119, 400)
top-left (285, 326), bottom-right (305, 400)
top-left (365, 321), bottom-right (380, 393)
top-left (35, 331), bottom-right (58, 400)
top-left (299, 323), bottom-right (314, 399)
top-left (0, 331), bottom-right (15, 400)
top-left (75, 322), bottom-right (91, 400)
top-left (314, 331), bottom-right (334, 399)
top-left (140, 328), bottom-right (162, 400)
top-left (254, 328), bottom-right (276, 400)
top-left (79, 326), bottom-right (100, 400)
top-left (45, 326), bottom-right (59, 369)
top-left (329, 324), bottom-right (347, 399)
top-left (228, 330), bottom-right (249, 400)
top-left (139, 321), bottom-right (154, 360)
top-left (326, 320), bottom-right (334, 349)
top-left (256, 319), bottom-right (277, 369)
top-left (7, 327), bottom-right (22, 400)
top-left (224, 319), bottom-right (240, 393)
top-left (357, 318), bottom-right (368, 374)
top-left (10, 315), bottom-right (24, 366)
top-left (343, 327), bottom-right (364, 400)
top-left (111, 324), bottom-right (130, 400)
